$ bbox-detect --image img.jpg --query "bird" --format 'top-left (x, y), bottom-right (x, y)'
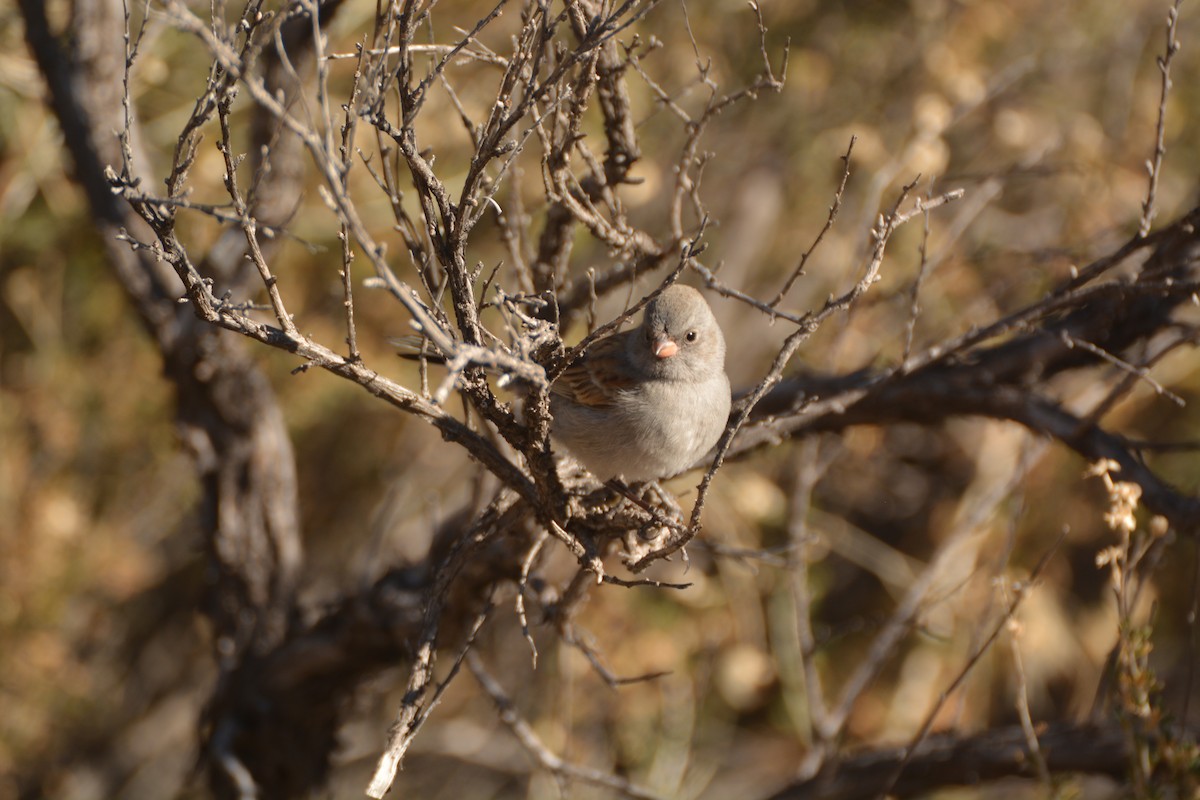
top-left (550, 284), bottom-right (731, 483)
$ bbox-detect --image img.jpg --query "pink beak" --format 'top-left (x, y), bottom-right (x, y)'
top-left (652, 337), bottom-right (679, 359)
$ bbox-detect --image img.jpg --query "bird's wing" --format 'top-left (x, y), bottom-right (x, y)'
top-left (552, 334), bottom-right (637, 409)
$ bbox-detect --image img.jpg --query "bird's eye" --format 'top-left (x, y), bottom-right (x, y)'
top-left (685, 330), bottom-right (698, 342)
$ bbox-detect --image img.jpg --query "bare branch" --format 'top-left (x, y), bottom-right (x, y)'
top-left (1139, 0), bottom-right (1183, 237)
top-left (770, 137), bottom-right (855, 308)
top-left (467, 651), bottom-right (666, 800)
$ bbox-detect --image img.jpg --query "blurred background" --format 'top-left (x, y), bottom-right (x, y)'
top-left (3, 0), bottom-right (1200, 797)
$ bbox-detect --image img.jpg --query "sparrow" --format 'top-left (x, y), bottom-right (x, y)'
top-left (550, 285), bottom-right (731, 482)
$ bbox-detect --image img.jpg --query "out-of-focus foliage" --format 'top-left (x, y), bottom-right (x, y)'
top-left (2, 0), bottom-right (1199, 798)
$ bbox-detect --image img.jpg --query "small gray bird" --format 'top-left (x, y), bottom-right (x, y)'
top-left (550, 285), bottom-right (731, 482)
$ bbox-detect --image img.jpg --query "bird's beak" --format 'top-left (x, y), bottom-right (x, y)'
top-left (652, 337), bottom-right (679, 359)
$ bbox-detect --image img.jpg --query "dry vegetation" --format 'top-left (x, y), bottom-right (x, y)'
top-left (4, 0), bottom-right (1200, 798)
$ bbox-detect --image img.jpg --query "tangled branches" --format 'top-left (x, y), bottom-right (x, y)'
top-left (16, 0), bottom-right (1200, 797)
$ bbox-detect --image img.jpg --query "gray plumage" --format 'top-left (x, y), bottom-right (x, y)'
top-left (550, 285), bottom-right (731, 482)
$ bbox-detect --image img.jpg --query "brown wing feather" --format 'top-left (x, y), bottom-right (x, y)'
top-left (552, 333), bottom-right (637, 408)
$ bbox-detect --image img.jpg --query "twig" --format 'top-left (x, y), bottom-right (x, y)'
top-left (695, 187), bottom-right (964, 323)
top-left (1060, 332), bottom-right (1185, 407)
top-left (215, 84), bottom-right (298, 337)
top-left (1138, 0), bottom-right (1183, 237)
top-left (879, 532), bottom-right (1065, 796)
top-left (770, 137), bottom-right (855, 308)
top-left (561, 625), bottom-right (673, 687)
top-left (1083, 329), bottom-right (1197, 426)
top-left (336, 37), bottom-right (367, 361)
top-left (1007, 601), bottom-right (1052, 787)
top-left (691, 540), bottom-right (797, 569)
top-left (467, 651), bottom-right (666, 800)
top-left (366, 502), bottom-right (516, 799)
top-left (516, 531), bottom-right (549, 669)
top-left (822, 437), bottom-right (1048, 746)
top-left (787, 439), bottom-right (834, 767)
top-left (602, 574), bottom-right (691, 589)
top-left (902, 181), bottom-right (933, 362)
